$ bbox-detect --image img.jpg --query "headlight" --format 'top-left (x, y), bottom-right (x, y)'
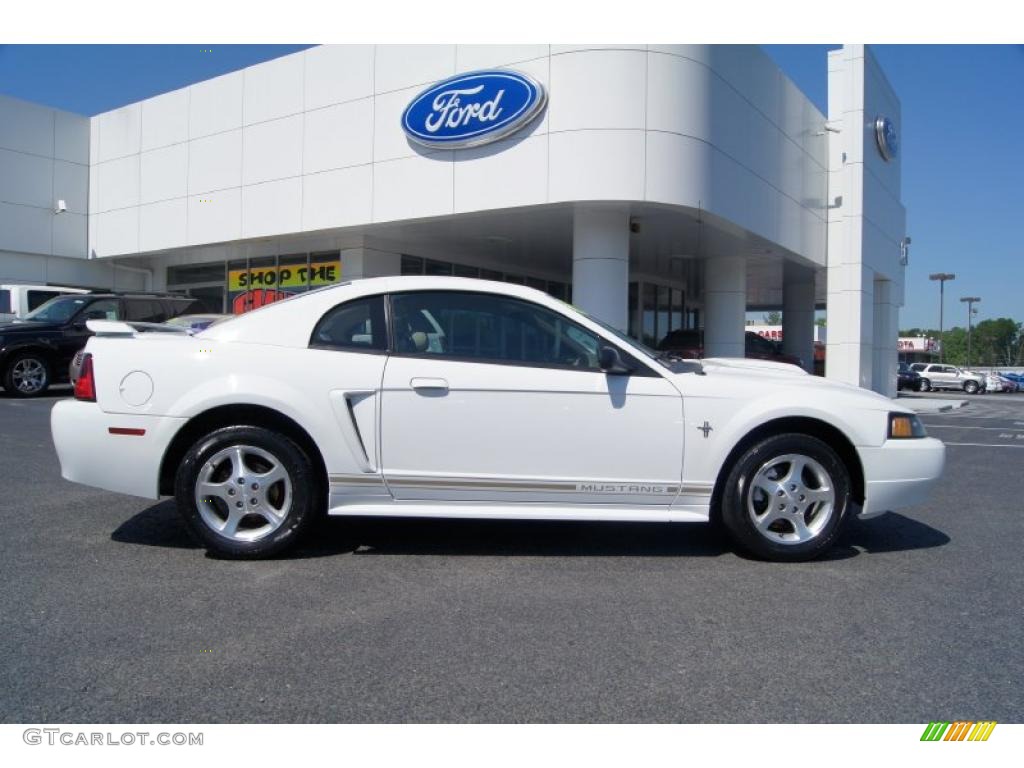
top-left (889, 412), bottom-right (927, 439)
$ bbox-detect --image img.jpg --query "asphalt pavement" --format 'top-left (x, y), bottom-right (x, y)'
top-left (1, 387), bottom-right (1021, 723)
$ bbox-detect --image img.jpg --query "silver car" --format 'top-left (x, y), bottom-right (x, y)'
top-left (910, 363), bottom-right (985, 394)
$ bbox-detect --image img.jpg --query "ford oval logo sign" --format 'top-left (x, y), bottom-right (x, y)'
top-left (401, 70), bottom-right (546, 150)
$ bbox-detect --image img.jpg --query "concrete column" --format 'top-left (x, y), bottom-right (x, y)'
top-left (704, 256), bottom-right (746, 358)
top-left (872, 278), bottom-right (898, 397)
top-left (571, 206), bottom-right (630, 331)
top-left (782, 262), bottom-right (816, 373)
top-left (826, 262), bottom-right (875, 390)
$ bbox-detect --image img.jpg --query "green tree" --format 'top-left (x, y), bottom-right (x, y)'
top-left (762, 311), bottom-right (782, 325)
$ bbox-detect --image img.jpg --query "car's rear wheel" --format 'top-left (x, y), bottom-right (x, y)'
top-left (175, 425), bottom-right (320, 558)
top-left (719, 433), bottom-right (852, 562)
top-left (919, 378), bottom-right (931, 392)
top-left (964, 380), bottom-right (979, 395)
top-left (3, 352), bottom-right (50, 397)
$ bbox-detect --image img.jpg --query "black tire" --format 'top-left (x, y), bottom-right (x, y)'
top-left (719, 433), bottom-right (852, 562)
top-left (919, 378), bottom-right (931, 393)
top-left (3, 351), bottom-right (51, 397)
top-left (174, 425), bottom-right (322, 558)
top-left (964, 380), bottom-right (979, 395)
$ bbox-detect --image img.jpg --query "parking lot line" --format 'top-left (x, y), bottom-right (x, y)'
top-left (943, 442), bottom-right (1024, 448)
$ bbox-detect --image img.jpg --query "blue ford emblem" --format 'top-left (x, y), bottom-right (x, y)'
top-left (401, 69), bottom-right (546, 150)
top-left (874, 115), bottom-right (898, 161)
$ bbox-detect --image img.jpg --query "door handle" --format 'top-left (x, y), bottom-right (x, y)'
top-left (410, 377), bottom-right (449, 393)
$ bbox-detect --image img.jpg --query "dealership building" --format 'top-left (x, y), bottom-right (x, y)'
top-left (0, 44), bottom-right (906, 394)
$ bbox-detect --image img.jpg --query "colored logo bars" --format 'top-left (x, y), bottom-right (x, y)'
top-left (920, 721), bottom-right (997, 742)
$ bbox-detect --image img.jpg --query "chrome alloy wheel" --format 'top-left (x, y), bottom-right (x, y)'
top-left (747, 453), bottom-right (836, 545)
top-left (11, 357), bottom-right (47, 394)
top-left (194, 444), bottom-right (293, 541)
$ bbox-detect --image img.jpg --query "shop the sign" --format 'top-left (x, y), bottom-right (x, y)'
top-left (401, 69), bottom-right (546, 150)
top-left (228, 260), bottom-right (340, 291)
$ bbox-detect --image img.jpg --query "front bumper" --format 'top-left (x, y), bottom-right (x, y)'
top-left (51, 399), bottom-right (186, 499)
top-left (858, 437), bottom-right (946, 519)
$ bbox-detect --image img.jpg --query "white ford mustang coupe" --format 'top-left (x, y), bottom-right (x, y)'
top-left (51, 277), bottom-right (945, 561)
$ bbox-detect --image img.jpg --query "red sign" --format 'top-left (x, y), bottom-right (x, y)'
top-left (232, 288), bottom-right (292, 314)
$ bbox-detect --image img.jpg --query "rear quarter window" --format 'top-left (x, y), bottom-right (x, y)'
top-left (0, 290), bottom-right (10, 314)
top-left (27, 290), bottom-right (62, 311)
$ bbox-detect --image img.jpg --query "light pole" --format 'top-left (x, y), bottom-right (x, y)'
top-left (929, 273), bottom-right (956, 363)
top-left (960, 296), bottom-right (981, 369)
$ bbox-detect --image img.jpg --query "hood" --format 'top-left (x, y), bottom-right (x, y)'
top-left (685, 356), bottom-right (899, 411)
top-left (0, 319), bottom-right (61, 333)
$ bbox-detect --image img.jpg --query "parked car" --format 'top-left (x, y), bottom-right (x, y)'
top-left (0, 293), bottom-right (203, 396)
top-left (909, 363), bottom-right (986, 394)
top-left (0, 283), bottom-right (88, 322)
top-left (897, 362), bottom-right (922, 392)
top-left (658, 329), bottom-right (804, 368)
top-left (984, 372), bottom-right (1016, 393)
top-left (999, 371), bottom-right (1024, 390)
top-left (51, 277), bottom-right (945, 562)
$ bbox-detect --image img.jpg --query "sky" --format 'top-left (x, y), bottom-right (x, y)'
top-left (1, 44), bottom-right (1020, 331)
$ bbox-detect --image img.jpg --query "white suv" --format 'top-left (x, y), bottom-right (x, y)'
top-left (910, 363), bottom-right (985, 394)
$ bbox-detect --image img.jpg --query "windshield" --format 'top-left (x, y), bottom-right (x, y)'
top-left (24, 295), bottom-right (91, 323)
top-left (558, 302), bottom-right (676, 367)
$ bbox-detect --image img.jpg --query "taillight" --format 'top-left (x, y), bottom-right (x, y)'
top-left (74, 353), bottom-right (96, 402)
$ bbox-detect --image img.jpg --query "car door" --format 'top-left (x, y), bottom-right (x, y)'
top-left (380, 290), bottom-right (685, 507)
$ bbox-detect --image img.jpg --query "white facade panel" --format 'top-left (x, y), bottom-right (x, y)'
top-left (241, 177), bottom-right (302, 238)
top-left (646, 52), bottom-right (713, 139)
top-left (94, 206), bottom-right (139, 256)
top-left (54, 111), bottom-right (90, 163)
top-left (187, 187), bottom-right (241, 245)
top-left (644, 131), bottom-right (713, 208)
top-left (139, 198), bottom-right (187, 252)
top-left (0, 149), bottom-right (53, 209)
top-left (453, 134), bottom-right (548, 214)
top-left (141, 88), bottom-right (190, 151)
top-left (93, 155), bottom-right (140, 212)
top-left (243, 52), bottom-right (305, 125)
top-left (0, 202), bottom-right (52, 254)
top-left (304, 45), bottom-right (375, 111)
top-left (53, 160), bottom-right (89, 214)
top-left (302, 165), bottom-right (373, 232)
top-left (52, 211), bottom-right (87, 257)
top-left (455, 45), bottom-right (550, 71)
top-left (549, 50), bottom-right (646, 132)
top-left (303, 99), bottom-right (373, 174)
top-left (372, 154), bottom-right (454, 223)
top-left (188, 130), bottom-right (242, 194)
top-left (140, 142), bottom-right (188, 204)
top-left (374, 44), bottom-right (455, 93)
top-left (373, 85), bottom-right (426, 162)
top-left (188, 71), bottom-right (244, 139)
top-left (0, 95), bottom-right (54, 157)
top-left (97, 104), bottom-right (142, 161)
top-left (242, 114), bottom-right (304, 185)
top-left (549, 130), bottom-right (645, 203)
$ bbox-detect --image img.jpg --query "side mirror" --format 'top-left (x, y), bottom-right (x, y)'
top-left (598, 345), bottom-right (633, 375)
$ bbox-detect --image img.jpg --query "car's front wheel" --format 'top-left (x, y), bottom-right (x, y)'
top-left (719, 433), bottom-right (852, 562)
top-left (3, 352), bottom-right (51, 397)
top-left (964, 380), bottom-right (979, 395)
top-left (174, 425), bottom-right (321, 558)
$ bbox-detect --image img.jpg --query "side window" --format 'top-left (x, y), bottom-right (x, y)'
top-left (0, 290), bottom-right (10, 314)
top-left (311, 295), bottom-right (386, 352)
top-left (390, 291), bottom-right (603, 370)
top-left (126, 299), bottom-right (167, 323)
top-left (80, 299), bottom-right (121, 321)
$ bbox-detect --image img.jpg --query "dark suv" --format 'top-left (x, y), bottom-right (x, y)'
top-left (657, 329), bottom-right (804, 368)
top-left (0, 293), bottom-right (202, 396)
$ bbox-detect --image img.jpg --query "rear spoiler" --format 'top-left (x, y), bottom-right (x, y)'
top-left (86, 319), bottom-right (190, 336)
